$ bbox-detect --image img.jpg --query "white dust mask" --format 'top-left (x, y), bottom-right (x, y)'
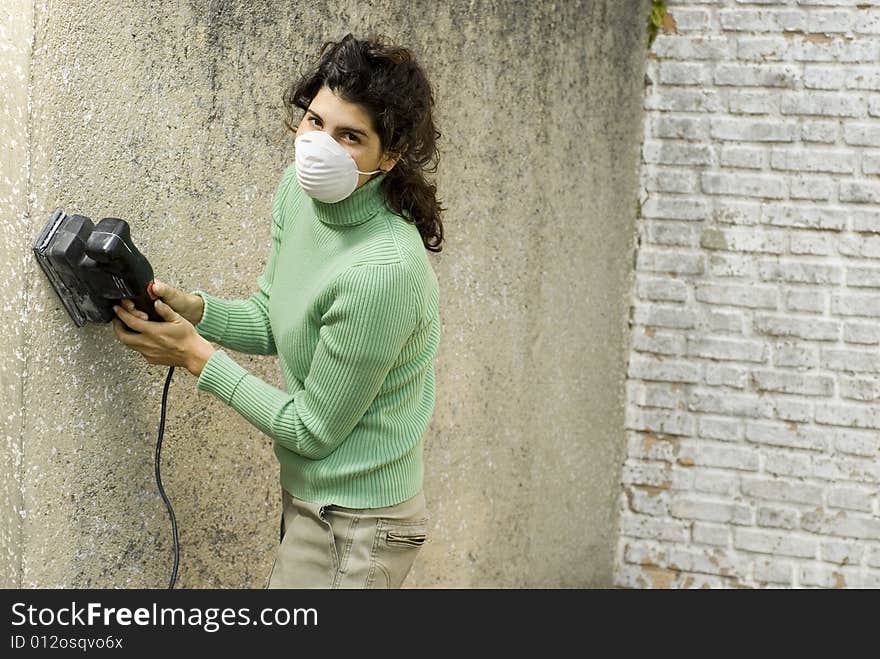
top-left (294, 130), bottom-right (381, 203)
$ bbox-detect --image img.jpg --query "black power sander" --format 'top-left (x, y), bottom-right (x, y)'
top-left (33, 207), bottom-right (162, 326)
top-left (33, 207), bottom-right (180, 589)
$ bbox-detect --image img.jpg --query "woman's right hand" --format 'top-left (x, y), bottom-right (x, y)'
top-left (151, 278), bottom-right (205, 326)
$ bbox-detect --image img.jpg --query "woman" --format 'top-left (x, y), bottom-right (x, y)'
top-left (111, 33), bottom-right (444, 589)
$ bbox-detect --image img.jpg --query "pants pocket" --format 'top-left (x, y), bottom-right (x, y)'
top-left (367, 518), bottom-right (428, 589)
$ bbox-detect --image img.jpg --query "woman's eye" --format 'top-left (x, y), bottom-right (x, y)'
top-left (344, 132), bottom-right (359, 143)
top-left (307, 115), bottom-right (321, 126)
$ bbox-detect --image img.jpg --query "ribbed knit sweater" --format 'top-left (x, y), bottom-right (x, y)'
top-left (190, 162), bottom-right (441, 508)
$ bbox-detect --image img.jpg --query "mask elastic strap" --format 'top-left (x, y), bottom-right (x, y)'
top-left (356, 168), bottom-right (382, 175)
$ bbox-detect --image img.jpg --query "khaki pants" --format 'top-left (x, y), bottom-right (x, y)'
top-left (266, 488), bottom-right (429, 589)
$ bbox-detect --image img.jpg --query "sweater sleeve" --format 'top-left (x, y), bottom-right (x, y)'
top-left (188, 163), bottom-right (297, 355)
top-left (195, 263), bottom-right (419, 460)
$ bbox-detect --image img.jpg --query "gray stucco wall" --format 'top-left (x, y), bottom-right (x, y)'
top-left (2, 0), bottom-right (650, 588)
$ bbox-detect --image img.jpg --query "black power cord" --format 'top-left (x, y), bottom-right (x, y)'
top-left (155, 365), bottom-right (179, 589)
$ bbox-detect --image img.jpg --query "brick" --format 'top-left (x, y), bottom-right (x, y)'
top-left (636, 249), bottom-right (705, 275)
top-left (741, 475), bottom-right (824, 506)
top-left (801, 120), bottom-right (838, 143)
top-left (848, 68), bottom-right (880, 91)
top-left (839, 375), bottom-right (880, 399)
top-left (693, 468), bottom-right (740, 495)
top-left (826, 485), bottom-right (875, 512)
top-left (843, 121), bottom-right (880, 147)
top-left (698, 416), bottom-right (744, 442)
top-left (625, 540), bottom-right (745, 578)
top-left (651, 116), bottom-right (710, 141)
top-left (670, 497), bottom-right (752, 524)
top-left (801, 508), bottom-right (880, 540)
top-left (719, 9), bottom-right (806, 33)
top-left (628, 354), bottom-right (702, 384)
top-left (688, 389), bottom-right (776, 419)
top-left (719, 145), bottom-right (766, 169)
top-left (710, 117), bottom-right (798, 142)
top-left (642, 196), bottom-right (709, 221)
top-left (753, 558), bottom-right (794, 585)
top-left (692, 522), bottom-right (730, 547)
top-left (846, 265), bottom-right (880, 287)
top-left (790, 176), bottom-right (834, 200)
top-left (620, 513), bottom-right (690, 543)
top-left (677, 438), bottom-right (761, 470)
top-left (641, 383), bottom-right (685, 409)
top-left (637, 275), bottom-right (689, 302)
top-left (764, 449), bottom-right (813, 478)
top-left (843, 321), bottom-right (880, 345)
top-left (773, 342), bottom-right (820, 368)
top-left (753, 313), bottom-right (840, 340)
top-left (632, 328), bottom-right (687, 356)
top-left (832, 292), bottom-right (880, 317)
top-left (644, 221), bottom-right (698, 247)
top-left (840, 180), bottom-right (880, 203)
top-left (863, 152), bottom-right (880, 175)
top-left (737, 37), bottom-right (790, 62)
top-left (820, 348), bottom-right (880, 374)
top-left (626, 431), bottom-right (679, 461)
top-left (707, 309), bottom-right (745, 333)
top-left (642, 166), bottom-right (700, 194)
top-left (757, 505), bottom-right (800, 530)
top-left (750, 370), bottom-right (834, 397)
top-left (761, 204), bottom-right (847, 230)
top-left (770, 148), bottom-right (856, 174)
top-left (820, 539), bottom-right (865, 566)
top-left (773, 397), bottom-right (814, 423)
top-left (713, 63), bottom-right (799, 88)
top-left (712, 199), bottom-right (763, 225)
top-left (729, 90), bottom-right (778, 114)
top-left (791, 39), bottom-right (879, 64)
top-left (709, 253), bottom-right (758, 278)
top-left (701, 226), bottom-right (787, 253)
top-left (804, 66), bottom-right (845, 91)
top-left (701, 172), bottom-right (788, 199)
top-left (833, 427), bottom-right (880, 456)
top-left (757, 259), bottom-right (842, 284)
top-left (789, 230), bottom-right (832, 255)
top-left (643, 140), bottom-right (714, 166)
top-left (867, 546), bottom-right (880, 569)
top-left (645, 88), bottom-right (723, 112)
top-left (745, 419), bottom-right (829, 450)
top-left (838, 234), bottom-right (880, 258)
top-left (633, 303), bottom-right (699, 329)
top-left (625, 486), bottom-right (670, 516)
top-left (627, 407), bottom-right (695, 436)
top-left (696, 282), bottom-right (779, 308)
top-left (652, 35), bottom-right (732, 60)
top-left (781, 91), bottom-right (865, 117)
top-left (688, 336), bottom-right (766, 362)
top-left (812, 453), bottom-right (880, 483)
top-left (785, 289), bottom-right (826, 313)
top-left (734, 528), bottom-right (817, 558)
top-left (800, 564), bottom-right (860, 588)
top-left (658, 61), bottom-right (711, 86)
top-left (705, 364), bottom-right (749, 388)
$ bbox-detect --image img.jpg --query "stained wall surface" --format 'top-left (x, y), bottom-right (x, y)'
top-left (2, 0), bottom-right (649, 587)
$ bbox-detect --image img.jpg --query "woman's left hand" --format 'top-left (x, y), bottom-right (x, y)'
top-left (111, 298), bottom-right (216, 377)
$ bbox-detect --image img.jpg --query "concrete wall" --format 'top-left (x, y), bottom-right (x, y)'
top-left (2, 0), bottom-right (650, 588)
top-left (616, 0), bottom-right (880, 589)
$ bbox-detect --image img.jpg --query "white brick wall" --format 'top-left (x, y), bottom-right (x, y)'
top-left (616, 0), bottom-right (880, 589)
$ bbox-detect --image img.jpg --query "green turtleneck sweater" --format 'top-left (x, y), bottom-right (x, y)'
top-left (190, 163), bottom-right (441, 508)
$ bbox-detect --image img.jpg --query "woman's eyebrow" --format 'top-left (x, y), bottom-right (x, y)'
top-left (307, 109), bottom-right (369, 138)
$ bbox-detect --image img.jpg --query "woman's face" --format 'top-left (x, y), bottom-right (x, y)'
top-left (295, 85), bottom-right (398, 189)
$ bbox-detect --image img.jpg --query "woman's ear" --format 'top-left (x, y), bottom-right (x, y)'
top-left (380, 150), bottom-right (403, 174)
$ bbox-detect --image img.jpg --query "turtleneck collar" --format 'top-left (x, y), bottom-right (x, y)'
top-left (310, 171), bottom-right (388, 227)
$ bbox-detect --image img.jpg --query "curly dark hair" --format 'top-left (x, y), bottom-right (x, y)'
top-left (282, 33), bottom-right (445, 253)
